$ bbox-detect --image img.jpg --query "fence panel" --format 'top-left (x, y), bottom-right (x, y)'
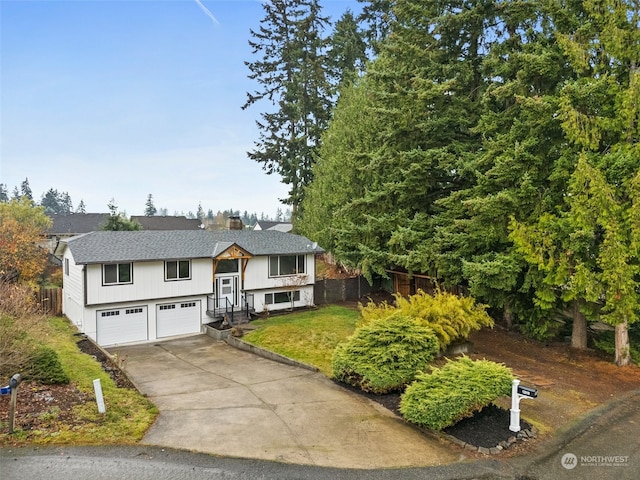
top-left (37, 287), bottom-right (62, 316)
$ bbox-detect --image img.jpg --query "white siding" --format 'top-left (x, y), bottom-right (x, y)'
top-left (85, 258), bottom-right (212, 306)
top-left (62, 249), bottom-right (85, 329)
top-left (243, 254), bottom-right (316, 313)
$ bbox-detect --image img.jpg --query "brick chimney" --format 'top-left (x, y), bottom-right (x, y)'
top-left (227, 215), bottom-right (243, 230)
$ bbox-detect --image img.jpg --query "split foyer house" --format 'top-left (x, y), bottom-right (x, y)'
top-left (60, 230), bottom-right (323, 346)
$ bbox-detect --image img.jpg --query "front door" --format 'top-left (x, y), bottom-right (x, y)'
top-left (216, 275), bottom-right (238, 308)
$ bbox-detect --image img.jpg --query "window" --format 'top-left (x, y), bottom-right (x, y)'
top-left (269, 255), bottom-right (305, 277)
top-left (159, 304), bottom-right (176, 311)
top-left (64, 258), bottom-right (69, 276)
top-left (265, 291), bottom-right (301, 305)
top-left (125, 308), bottom-right (143, 315)
top-left (216, 259), bottom-right (239, 273)
top-left (103, 263), bottom-right (132, 285)
top-left (166, 260), bottom-right (191, 280)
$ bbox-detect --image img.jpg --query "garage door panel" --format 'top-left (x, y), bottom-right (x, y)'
top-left (97, 306), bottom-right (148, 346)
top-left (156, 300), bottom-right (201, 338)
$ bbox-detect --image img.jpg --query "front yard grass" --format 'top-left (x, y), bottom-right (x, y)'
top-left (0, 317), bottom-right (158, 445)
top-left (242, 305), bottom-right (360, 376)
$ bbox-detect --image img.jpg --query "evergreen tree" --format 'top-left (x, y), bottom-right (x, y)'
top-left (40, 189), bottom-right (73, 215)
top-left (20, 178), bottom-right (33, 201)
top-left (144, 194), bottom-right (157, 216)
top-left (76, 200), bottom-right (86, 213)
top-left (0, 184), bottom-right (8, 203)
top-left (326, 10), bottom-right (368, 88)
top-left (101, 200), bottom-right (141, 231)
top-left (356, 0), bottom-right (395, 54)
top-left (243, 0), bottom-right (333, 214)
top-left (196, 202), bottom-right (205, 222)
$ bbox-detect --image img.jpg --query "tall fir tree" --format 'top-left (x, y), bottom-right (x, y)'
top-left (326, 10), bottom-right (368, 88)
top-left (144, 194), bottom-right (157, 216)
top-left (243, 0), bottom-right (332, 215)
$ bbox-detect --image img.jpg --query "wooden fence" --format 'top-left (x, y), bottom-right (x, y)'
top-left (36, 287), bottom-right (62, 316)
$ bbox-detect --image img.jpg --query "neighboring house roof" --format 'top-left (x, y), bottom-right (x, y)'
top-left (253, 220), bottom-right (293, 232)
top-left (63, 230), bottom-right (324, 265)
top-left (48, 213), bottom-right (110, 235)
top-left (130, 216), bottom-right (202, 230)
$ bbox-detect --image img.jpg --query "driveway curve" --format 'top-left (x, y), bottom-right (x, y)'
top-left (109, 335), bottom-right (459, 469)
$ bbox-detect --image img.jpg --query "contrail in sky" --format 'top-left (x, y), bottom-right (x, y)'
top-left (194, 0), bottom-right (220, 25)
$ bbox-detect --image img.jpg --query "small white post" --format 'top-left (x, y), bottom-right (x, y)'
top-left (93, 378), bottom-right (106, 413)
top-left (509, 379), bottom-right (521, 432)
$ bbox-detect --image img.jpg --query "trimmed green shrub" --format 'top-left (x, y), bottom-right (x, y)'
top-left (332, 314), bottom-right (439, 394)
top-left (27, 345), bottom-right (70, 384)
top-left (360, 290), bottom-right (493, 350)
top-left (399, 356), bottom-right (513, 430)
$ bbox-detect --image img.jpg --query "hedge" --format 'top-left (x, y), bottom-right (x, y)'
top-left (332, 314), bottom-right (440, 394)
top-left (399, 356), bottom-right (513, 430)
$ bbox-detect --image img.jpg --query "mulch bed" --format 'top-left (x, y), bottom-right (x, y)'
top-left (336, 381), bottom-right (532, 451)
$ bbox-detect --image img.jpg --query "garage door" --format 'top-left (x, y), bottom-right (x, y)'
top-left (97, 306), bottom-right (148, 346)
top-left (156, 300), bottom-right (201, 338)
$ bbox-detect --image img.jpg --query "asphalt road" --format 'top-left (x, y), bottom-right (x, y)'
top-left (1, 445), bottom-right (510, 480)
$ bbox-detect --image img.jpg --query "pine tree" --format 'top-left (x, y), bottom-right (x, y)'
top-left (20, 178), bottom-right (32, 201)
top-left (553, 0), bottom-right (640, 365)
top-left (144, 194), bottom-right (157, 216)
top-left (76, 200), bottom-right (86, 213)
top-left (243, 0), bottom-right (332, 214)
top-left (326, 10), bottom-right (368, 88)
top-left (0, 184), bottom-right (8, 203)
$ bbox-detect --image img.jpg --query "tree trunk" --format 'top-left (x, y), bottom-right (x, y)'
top-left (614, 320), bottom-right (631, 366)
top-left (503, 306), bottom-right (513, 330)
top-left (571, 299), bottom-right (588, 349)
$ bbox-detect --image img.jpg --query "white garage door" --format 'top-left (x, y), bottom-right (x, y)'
top-left (97, 306), bottom-right (148, 346)
top-left (156, 300), bottom-right (201, 338)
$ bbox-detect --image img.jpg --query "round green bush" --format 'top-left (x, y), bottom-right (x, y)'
top-left (27, 345), bottom-right (70, 384)
top-left (399, 356), bottom-right (513, 430)
top-left (331, 314), bottom-right (440, 394)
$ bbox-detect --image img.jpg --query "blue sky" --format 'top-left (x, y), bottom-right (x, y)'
top-left (0, 0), bottom-right (359, 217)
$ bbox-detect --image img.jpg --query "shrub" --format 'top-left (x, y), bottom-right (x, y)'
top-left (360, 290), bottom-right (493, 350)
top-left (332, 314), bottom-right (439, 394)
top-left (27, 345), bottom-right (70, 384)
top-left (0, 282), bottom-right (47, 378)
top-left (399, 356), bottom-right (513, 430)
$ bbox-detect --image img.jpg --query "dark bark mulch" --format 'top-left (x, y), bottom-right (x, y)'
top-left (337, 381), bottom-right (531, 449)
top-left (75, 336), bottom-right (136, 389)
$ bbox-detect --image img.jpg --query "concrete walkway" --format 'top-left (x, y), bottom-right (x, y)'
top-left (109, 335), bottom-right (459, 469)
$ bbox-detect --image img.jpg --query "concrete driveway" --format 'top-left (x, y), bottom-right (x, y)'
top-left (109, 335), bottom-right (459, 469)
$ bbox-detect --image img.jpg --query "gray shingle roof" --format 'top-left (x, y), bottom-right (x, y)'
top-left (130, 216), bottom-right (202, 230)
top-left (63, 230), bottom-right (324, 264)
top-left (48, 213), bottom-right (110, 235)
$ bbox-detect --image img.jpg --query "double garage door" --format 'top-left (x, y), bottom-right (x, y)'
top-left (96, 301), bottom-right (201, 346)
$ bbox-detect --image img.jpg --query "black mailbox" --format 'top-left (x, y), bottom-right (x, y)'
top-left (517, 385), bottom-right (538, 398)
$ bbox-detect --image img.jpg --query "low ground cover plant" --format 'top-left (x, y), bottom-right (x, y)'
top-left (331, 314), bottom-right (439, 394)
top-left (399, 356), bottom-right (513, 430)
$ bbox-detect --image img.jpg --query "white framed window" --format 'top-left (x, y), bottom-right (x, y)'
top-left (269, 255), bottom-right (305, 277)
top-left (103, 263), bottom-right (132, 285)
top-left (165, 260), bottom-right (191, 281)
top-left (265, 291), bottom-right (301, 305)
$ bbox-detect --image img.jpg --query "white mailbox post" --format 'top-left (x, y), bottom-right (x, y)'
top-left (510, 379), bottom-right (538, 432)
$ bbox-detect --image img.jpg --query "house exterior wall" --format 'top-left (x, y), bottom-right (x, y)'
top-left (62, 249), bottom-right (84, 330)
top-left (85, 258), bottom-right (212, 306)
top-left (243, 253), bottom-right (316, 313)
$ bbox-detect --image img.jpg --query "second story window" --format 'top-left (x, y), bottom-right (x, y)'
top-left (103, 263), bottom-right (132, 285)
top-left (166, 260), bottom-right (191, 281)
top-left (269, 255), bottom-right (305, 277)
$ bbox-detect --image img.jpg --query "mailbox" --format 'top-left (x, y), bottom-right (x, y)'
top-left (9, 374), bottom-right (22, 390)
top-left (517, 385), bottom-right (538, 398)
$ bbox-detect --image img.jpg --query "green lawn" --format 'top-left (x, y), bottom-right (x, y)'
top-left (242, 305), bottom-right (360, 375)
top-left (0, 317), bottom-right (158, 445)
